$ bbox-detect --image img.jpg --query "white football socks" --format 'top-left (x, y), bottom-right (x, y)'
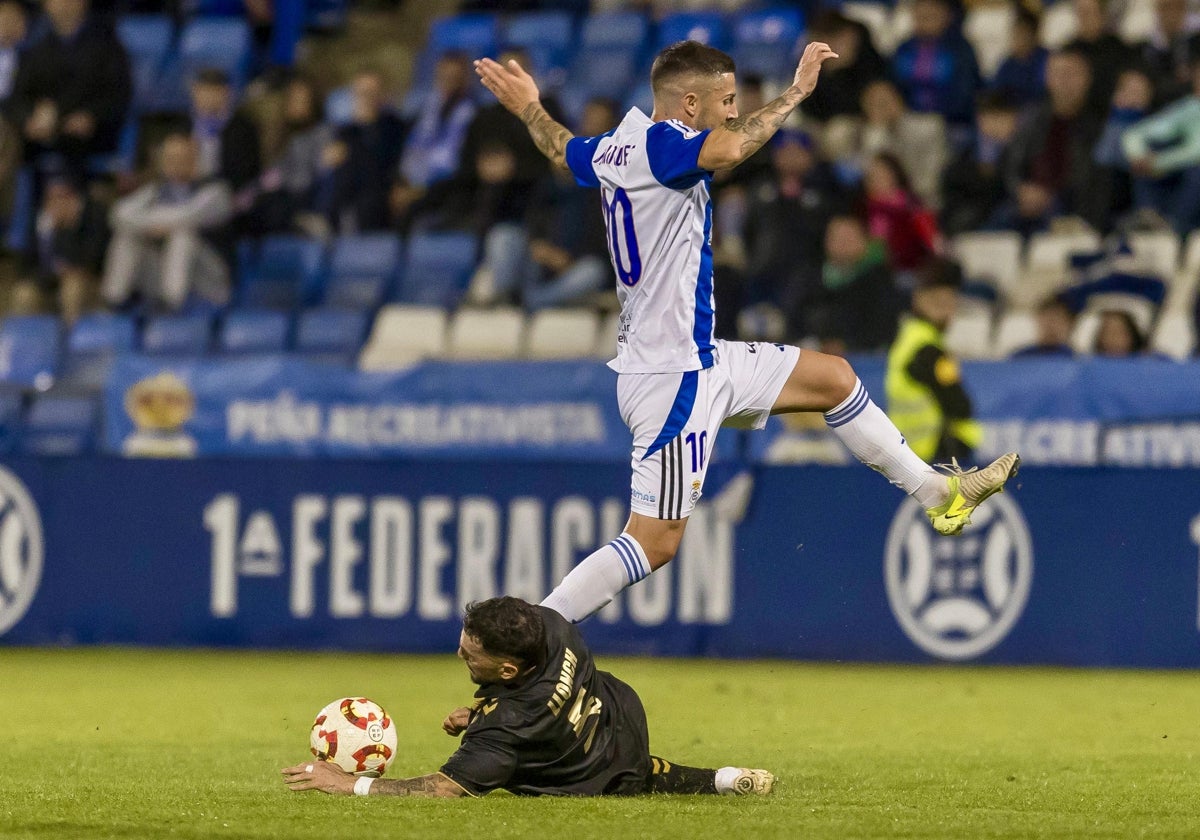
top-left (824, 378), bottom-right (947, 509)
top-left (714, 767), bottom-right (742, 794)
top-left (541, 533), bottom-right (650, 623)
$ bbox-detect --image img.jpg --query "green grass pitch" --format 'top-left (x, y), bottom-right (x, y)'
top-left (1, 648), bottom-right (1196, 839)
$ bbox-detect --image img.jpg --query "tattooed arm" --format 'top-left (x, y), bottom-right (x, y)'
top-left (474, 58), bottom-right (573, 169)
top-left (368, 773), bottom-right (471, 798)
top-left (696, 41), bottom-right (838, 172)
top-left (518, 101), bottom-right (573, 170)
top-left (282, 762), bottom-right (471, 798)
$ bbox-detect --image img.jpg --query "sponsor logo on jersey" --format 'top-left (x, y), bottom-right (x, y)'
top-left (884, 495), bottom-right (1033, 661)
top-left (0, 467), bottom-right (44, 637)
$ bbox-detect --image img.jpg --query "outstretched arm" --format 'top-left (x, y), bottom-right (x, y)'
top-left (697, 41), bottom-right (838, 171)
top-left (282, 762), bottom-right (470, 798)
top-left (474, 58), bottom-right (573, 170)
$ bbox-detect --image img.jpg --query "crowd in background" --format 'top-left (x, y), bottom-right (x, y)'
top-left (2, 0), bottom-right (1198, 363)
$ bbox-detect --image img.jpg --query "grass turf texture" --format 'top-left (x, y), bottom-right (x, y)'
top-left (0, 649), bottom-right (1196, 839)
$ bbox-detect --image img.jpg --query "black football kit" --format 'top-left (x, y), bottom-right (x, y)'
top-left (439, 606), bottom-right (717, 796)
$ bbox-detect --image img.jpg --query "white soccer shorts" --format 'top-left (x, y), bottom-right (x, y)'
top-left (617, 339), bottom-right (800, 520)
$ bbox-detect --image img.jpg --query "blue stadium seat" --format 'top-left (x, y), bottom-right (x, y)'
top-left (655, 12), bottom-right (731, 51)
top-left (427, 13), bottom-right (500, 56)
top-left (325, 234), bottom-right (403, 310)
top-left (501, 11), bottom-right (575, 72)
top-left (565, 46), bottom-right (640, 102)
top-left (142, 313), bottom-right (212, 356)
top-left (0, 390), bottom-right (23, 453)
top-left (0, 315), bottom-right (61, 388)
top-left (396, 232), bottom-right (479, 308)
top-left (218, 309), bottom-right (290, 354)
top-left (179, 18), bottom-right (253, 88)
top-left (580, 11), bottom-right (650, 50)
top-left (116, 15), bottom-right (174, 112)
top-left (18, 392), bottom-right (99, 456)
top-left (294, 307), bottom-right (369, 364)
top-left (61, 313), bottom-right (137, 389)
top-left (408, 13), bottom-right (499, 104)
top-left (238, 236), bottom-right (326, 310)
top-left (731, 7), bottom-right (804, 81)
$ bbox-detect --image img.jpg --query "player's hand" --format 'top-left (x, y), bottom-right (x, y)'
top-left (281, 760), bottom-right (355, 795)
top-left (442, 707), bottom-right (472, 735)
top-left (791, 41), bottom-right (839, 99)
top-left (474, 57), bottom-right (541, 116)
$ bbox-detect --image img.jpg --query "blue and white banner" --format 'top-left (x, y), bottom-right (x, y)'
top-left (104, 355), bottom-right (627, 460)
top-left (103, 354), bottom-right (1200, 466)
top-left (2, 457), bottom-right (1200, 666)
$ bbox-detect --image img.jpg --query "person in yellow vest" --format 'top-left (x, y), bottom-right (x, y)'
top-left (885, 258), bottom-right (983, 463)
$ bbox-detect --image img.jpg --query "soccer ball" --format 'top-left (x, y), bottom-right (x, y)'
top-left (309, 697), bottom-right (398, 777)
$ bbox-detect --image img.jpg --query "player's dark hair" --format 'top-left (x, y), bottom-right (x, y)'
top-left (463, 597), bottom-right (546, 670)
top-left (651, 40), bottom-right (736, 96)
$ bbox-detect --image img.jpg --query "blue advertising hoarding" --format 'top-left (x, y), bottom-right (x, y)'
top-left (1, 456), bottom-right (1198, 667)
top-left (104, 354), bottom-right (1200, 466)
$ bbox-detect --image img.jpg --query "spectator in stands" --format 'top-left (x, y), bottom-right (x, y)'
top-left (739, 128), bottom-right (845, 338)
top-left (823, 79), bottom-right (947, 208)
top-left (1001, 47), bottom-right (1113, 234)
top-left (186, 68), bottom-right (261, 195)
top-left (863, 152), bottom-right (939, 279)
top-left (10, 172), bottom-right (107, 323)
top-left (466, 96), bottom-right (613, 309)
top-left (990, 6), bottom-right (1049, 106)
top-left (0, 0), bottom-right (26, 222)
top-left (251, 74), bottom-right (334, 235)
top-left (7, 0), bottom-right (131, 176)
top-left (885, 257), bottom-right (982, 463)
top-left (1011, 296), bottom-right (1077, 357)
top-left (1121, 56), bottom-right (1200, 234)
top-left (800, 11), bottom-right (888, 123)
top-left (807, 214), bottom-right (901, 354)
top-left (1140, 0), bottom-right (1200, 105)
top-left (459, 48), bottom-right (564, 188)
top-left (408, 136), bottom-right (532, 256)
top-left (890, 0), bottom-right (982, 134)
top-left (1093, 67), bottom-right (1155, 220)
top-left (320, 68), bottom-right (405, 233)
top-left (1067, 0), bottom-right (1139, 113)
top-left (102, 133), bottom-right (233, 312)
top-left (941, 91), bottom-right (1021, 235)
top-left (1092, 307), bottom-right (1148, 356)
top-left (393, 51), bottom-right (476, 217)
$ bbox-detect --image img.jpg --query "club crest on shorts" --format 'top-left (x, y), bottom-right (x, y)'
top-left (690, 480), bottom-right (701, 504)
top-left (0, 466), bottom-right (44, 637)
top-left (884, 494), bottom-right (1033, 661)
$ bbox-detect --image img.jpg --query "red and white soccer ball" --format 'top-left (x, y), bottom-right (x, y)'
top-left (309, 697), bottom-right (398, 777)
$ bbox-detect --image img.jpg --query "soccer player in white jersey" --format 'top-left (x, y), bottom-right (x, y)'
top-left (475, 41), bottom-right (1020, 623)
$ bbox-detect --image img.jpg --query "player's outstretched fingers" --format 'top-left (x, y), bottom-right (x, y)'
top-left (281, 763), bottom-right (315, 791)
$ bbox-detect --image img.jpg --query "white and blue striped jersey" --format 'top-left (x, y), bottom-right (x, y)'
top-left (565, 108), bottom-right (715, 374)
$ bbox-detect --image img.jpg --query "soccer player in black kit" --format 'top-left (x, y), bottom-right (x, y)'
top-left (282, 597), bottom-right (773, 797)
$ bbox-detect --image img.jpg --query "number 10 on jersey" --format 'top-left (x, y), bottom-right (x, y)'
top-left (603, 187), bottom-right (642, 287)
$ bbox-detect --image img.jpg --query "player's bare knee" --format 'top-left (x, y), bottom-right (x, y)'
top-left (624, 514), bottom-right (686, 570)
top-left (821, 354), bottom-right (857, 406)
